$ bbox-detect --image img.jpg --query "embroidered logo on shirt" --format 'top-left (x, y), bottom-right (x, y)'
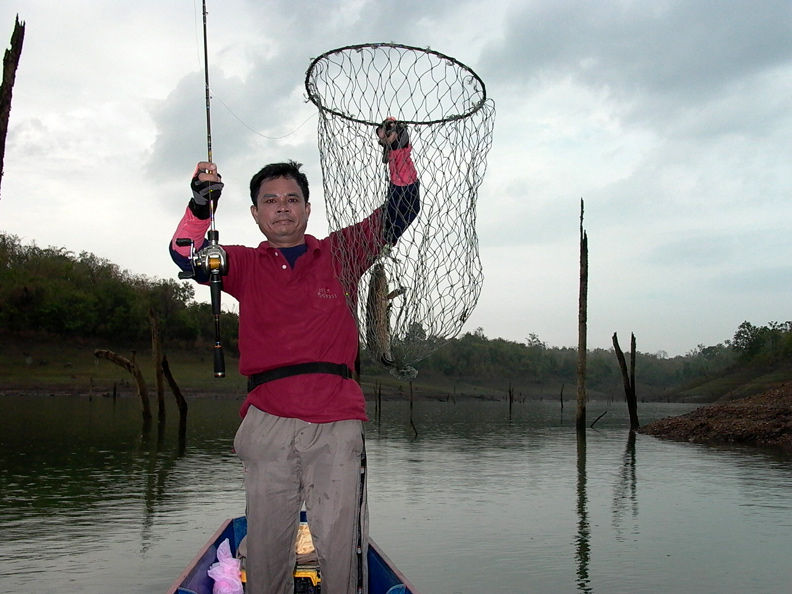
top-left (317, 287), bottom-right (338, 299)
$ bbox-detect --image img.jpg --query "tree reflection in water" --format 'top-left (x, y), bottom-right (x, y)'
top-left (575, 431), bottom-right (592, 594)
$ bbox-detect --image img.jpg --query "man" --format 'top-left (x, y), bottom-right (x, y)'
top-left (170, 121), bottom-right (419, 594)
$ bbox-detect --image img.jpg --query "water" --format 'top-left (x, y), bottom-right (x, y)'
top-left (1, 394), bottom-right (791, 594)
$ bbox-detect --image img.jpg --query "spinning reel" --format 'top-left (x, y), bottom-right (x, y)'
top-left (176, 226), bottom-right (228, 378)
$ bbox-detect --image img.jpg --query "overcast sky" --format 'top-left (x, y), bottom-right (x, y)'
top-left (1, 0), bottom-right (790, 357)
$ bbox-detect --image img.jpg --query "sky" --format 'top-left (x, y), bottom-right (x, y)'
top-left (1, 0), bottom-right (790, 357)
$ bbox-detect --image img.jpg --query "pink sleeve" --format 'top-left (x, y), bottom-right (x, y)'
top-left (170, 206), bottom-right (211, 256)
top-left (388, 146), bottom-right (418, 186)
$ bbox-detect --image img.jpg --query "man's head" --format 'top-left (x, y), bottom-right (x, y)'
top-left (249, 161), bottom-right (310, 206)
top-left (249, 161), bottom-right (311, 248)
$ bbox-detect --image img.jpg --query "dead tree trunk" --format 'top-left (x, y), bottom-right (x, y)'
top-left (612, 332), bottom-right (640, 431)
top-left (409, 380), bottom-right (418, 439)
top-left (376, 382), bottom-right (382, 426)
top-left (94, 349), bottom-right (152, 420)
top-left (576, 199), bottom-right (588, 433)
top-left (0, 15), bottom-right (25, 197)
top-left (161, 355), bottom-right (188, 421)
top-left (149, 308), bottom-right (166, 421)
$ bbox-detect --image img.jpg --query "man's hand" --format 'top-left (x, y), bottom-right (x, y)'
top-left (191, 161), bottom-right (224, 205)
top-left (190, 161), bottom-right (224, 219)
top-left (376, 119), bottom-right (409, 163)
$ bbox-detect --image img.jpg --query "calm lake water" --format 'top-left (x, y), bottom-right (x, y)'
top-left (1, 394), bottom-right (791, 594)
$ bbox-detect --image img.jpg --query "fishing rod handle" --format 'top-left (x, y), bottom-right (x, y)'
top-left (210, 273), bottom-right (223, 315)
top-left (209, 272), bottom-right (225, 378)
top-left (214, 343), bottom-right (225, 378)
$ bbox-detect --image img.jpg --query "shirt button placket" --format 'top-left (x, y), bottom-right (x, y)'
top-left (273, 251), bottom-right (288, 271)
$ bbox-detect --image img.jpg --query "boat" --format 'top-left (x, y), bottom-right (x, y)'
top-left (166, 516), bottom-right (419, 594)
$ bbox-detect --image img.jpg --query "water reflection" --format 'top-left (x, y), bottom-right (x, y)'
top-left (140, 421), bottom-right (188, 554)
top-left (576, 427), bottom-right (641, 591)
top-left (612, 431), bottom-right (638, 539)
top-left (575, 431), bottom-right (591, 593)
top-left (2, 396), bottom-right (791, 594)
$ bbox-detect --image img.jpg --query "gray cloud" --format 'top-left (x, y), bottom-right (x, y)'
top-left (146, 71), bottom-right (209, 180)
top-left (705, 264), bottom-right (792, 295)
top-left (480, 1), bottom-right (792, 125)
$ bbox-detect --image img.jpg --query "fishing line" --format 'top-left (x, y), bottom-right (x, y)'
top-left (211, 94), bottom-right (318, 140)
top-left (191, 0), bottom-right (317, 142)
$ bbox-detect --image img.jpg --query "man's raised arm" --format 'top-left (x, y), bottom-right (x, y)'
top-left (376, 119), bottom-right (420, 244)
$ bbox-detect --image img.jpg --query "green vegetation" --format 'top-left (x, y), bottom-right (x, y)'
top-left (400, 325), bottom-right (791, 403)
top-left (1, 232), bottom-right (790, 402)
top-left (0, 232), bottom-right (239, 352)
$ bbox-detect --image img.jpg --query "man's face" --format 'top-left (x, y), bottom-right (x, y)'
top-left (250, 176), bottom-right (311, 248)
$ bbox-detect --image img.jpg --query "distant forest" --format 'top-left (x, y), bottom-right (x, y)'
top-left (2, 232), bottom-right (791, 395)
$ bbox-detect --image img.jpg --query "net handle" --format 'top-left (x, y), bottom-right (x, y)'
top-left (304, 42), bottom-right (490, 126)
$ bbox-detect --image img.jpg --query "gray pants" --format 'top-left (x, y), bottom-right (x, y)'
top-left (234, 407), bottom-right (368, 594)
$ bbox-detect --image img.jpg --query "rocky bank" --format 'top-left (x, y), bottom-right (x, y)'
top-left (639, 381), bottom-right (792, 449)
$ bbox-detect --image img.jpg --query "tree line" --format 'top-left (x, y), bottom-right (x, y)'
top-left (403, 328), bottom-right (732, 393)
top-left (409, 319), bottom-right (792, 393)
top-left (2, 232), bottom-right (790, 391)
top-left (0, 233), bottom-right (238, 354)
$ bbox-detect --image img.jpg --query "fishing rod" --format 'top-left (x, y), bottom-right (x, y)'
top-left (177, 0), bottom-right (227, 378)
top-left (201, 0), bottom-right (227, 379)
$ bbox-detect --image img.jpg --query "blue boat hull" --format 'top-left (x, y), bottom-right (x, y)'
top-left (166, 517), bottom-right (418, 594)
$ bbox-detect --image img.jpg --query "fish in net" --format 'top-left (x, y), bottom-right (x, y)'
top-left (305, 43), bottom-right (495, 378)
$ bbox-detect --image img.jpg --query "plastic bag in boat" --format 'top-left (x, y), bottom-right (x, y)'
top-left (207, 538), bottom-right (243, 594)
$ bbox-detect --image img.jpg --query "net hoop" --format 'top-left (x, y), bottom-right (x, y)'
top-left (305, 42), bottom-right (489, 126)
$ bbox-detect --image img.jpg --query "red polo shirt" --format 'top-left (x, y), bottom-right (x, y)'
top-left (222, 212), bottom-right (383, 423)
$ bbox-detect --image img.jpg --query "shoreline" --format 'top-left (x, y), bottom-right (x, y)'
top-left (5, 381), bottom-right (792, 450)
top-left (639, 381), bottom-right (792, 450)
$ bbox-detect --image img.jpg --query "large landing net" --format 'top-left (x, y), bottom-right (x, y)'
top-left (305, 43), bottom-right (495, 378)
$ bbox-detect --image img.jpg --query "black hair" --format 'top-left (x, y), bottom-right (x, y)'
top-left (249, 160), bottom-right (310, 205)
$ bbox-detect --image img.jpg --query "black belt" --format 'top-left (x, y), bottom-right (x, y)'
top-left (247, 362), bottom-right (354, 392)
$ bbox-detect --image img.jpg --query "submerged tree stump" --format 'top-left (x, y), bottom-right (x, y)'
top-left (161, 354), bottom-right (188, 420)
top-left (94, 349), bottom-right (152, 420)
top-left (576, 199), bottom-right (588, 432)
top-left (149, 309), bottom-right (166, 421)
top-left (613, 332), bottom-right (640, 431)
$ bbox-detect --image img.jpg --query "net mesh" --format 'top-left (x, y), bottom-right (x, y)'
top-left (305, 43), bottom-right (495, 377)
